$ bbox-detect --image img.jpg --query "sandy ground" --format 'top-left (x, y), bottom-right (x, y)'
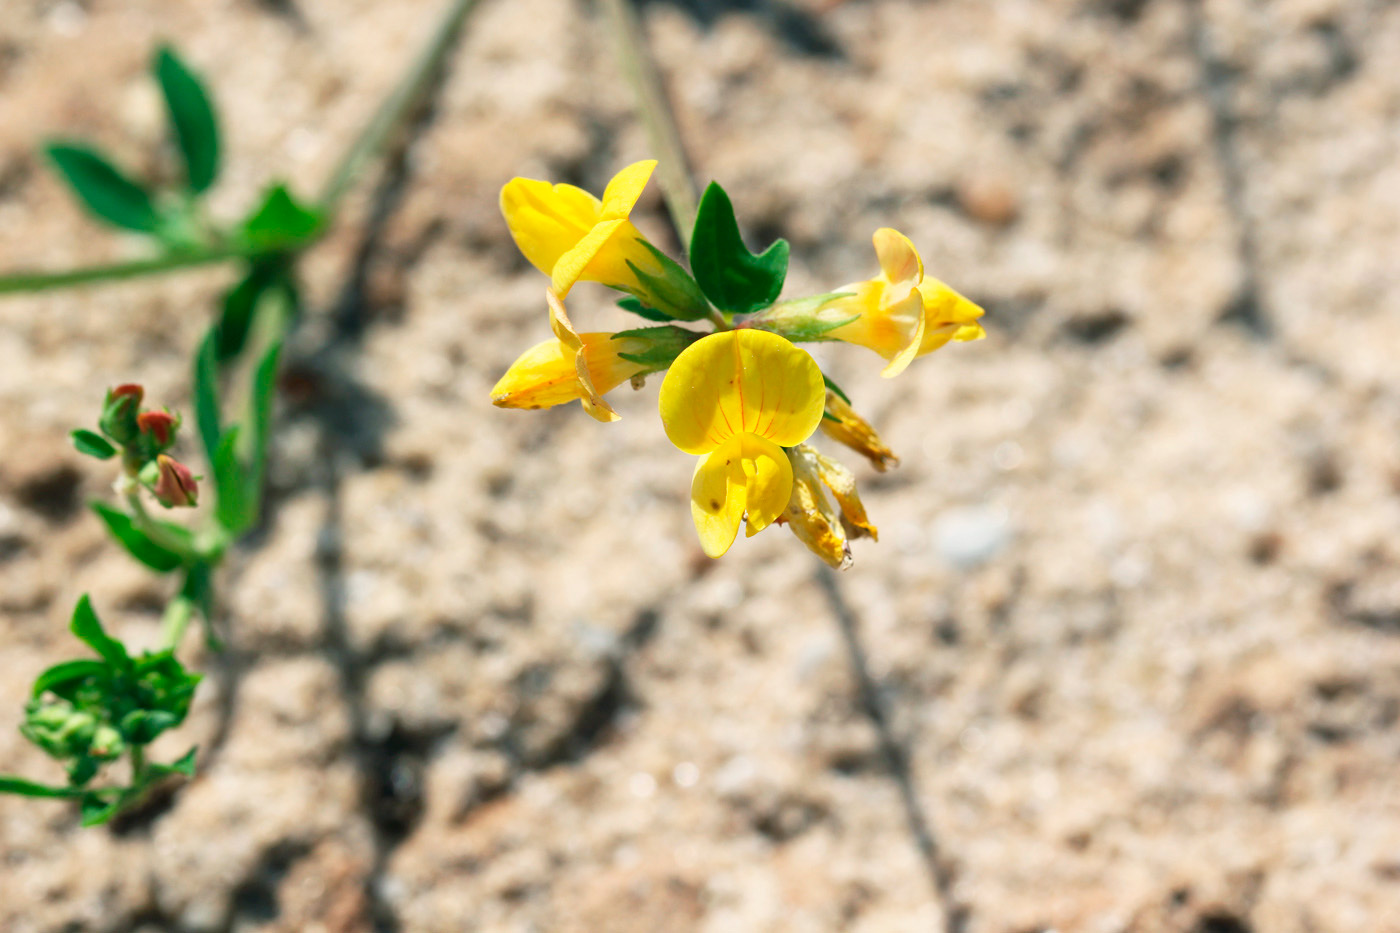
top-left (2, 0), bottom-right (1400, 931)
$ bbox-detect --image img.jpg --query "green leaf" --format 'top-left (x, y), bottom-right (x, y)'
top-left (689, 181), bottom-right (789, 316)
top-left (70, 429), bottom-right (117, 460)
top-left (89, 502), bottom-right (188, 573)
top-left (80, 790), bottom-right (125, 827)
top-left (153, 46), bottom-right (221, 194)
top-left (31, 659), bottom-right (108, 699)
top-left (193, 328), bottom-right (222, 471)
top-left (617, 296), bottom-right (674, 323)
top-left (118, 709), bottom-right (181, 745)
top-left (0, 775), bottom-right (88, 799)
top-left (69, 596), bottom-right (130, 670)
top-left (238, 338), bottom-right (283, 531)
top-left (212, 426), bottom-right (246, 533)
top-left (612, 326), bottom-right (705, 372)
top-left (823, 374), bottom-right (851, 405)
top-left (149, 746), bottom-right (198, 779)
top-left (44, 143), bottom-right (160, 233)
top-left (214, 257), bottom-right (290, 362)
top-left (241, 184), bottom-right (324, 252)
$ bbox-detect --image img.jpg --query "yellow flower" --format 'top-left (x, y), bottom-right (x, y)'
top-left (819, 390), bottom-right (899, 471)
top-left (826, 228), bottom-right (985, 377)
top-left (659, 329), bottom-right (825, 558)
top-left (491, 289), bottom-right (647, 423)
top-left (500, 159), bottom-right (672, 299)
top-left (781, 444), bottom-right (877, 569)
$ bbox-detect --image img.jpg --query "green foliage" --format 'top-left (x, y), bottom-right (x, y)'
top-left (14, 596), bottom-right (201, 796)
top-left (612, 325), bottom-right (705, 372)
top-left (69, 595), bottom-right (131, 671)
top-left (89, 502), bottom-right (191, 572)
top-left (216, 257), bottom-right (295, 361)
top-left (44, 144), bottom-right (160, 233)
top-left (70, 429), bottom-right (117, 460)
top-left (213, 337), bottom-right (282, 535)
top-left (823, 374), bottom-right (851, 405)
top-left (193, 329), bottom-right (223, 473)
top-left (241, 184), bottom-right (324, 252)
top-left (621, 241), bottom-right (711, 321)
top-left (689, 181), bottom-right (789, 316)
top-left (153, 46), bottom-right (221, 195)
top-left (617, 295), bottom-right (676, 323)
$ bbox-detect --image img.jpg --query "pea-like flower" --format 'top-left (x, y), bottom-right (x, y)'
top-left (501, 160), bottom-right (707, 319)
top-left (826, 228), bottom-right (985, 377)
top-left (659, 329), bottom-right (825, 558)
top-left (491, 325), bottom-right (650, 418)
top-left (152, 454), bottom-right (198, 508)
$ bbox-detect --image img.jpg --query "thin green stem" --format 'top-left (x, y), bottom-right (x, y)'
top-left (317, 0), bottom-right (483, 214)
top-left (159, 594), bottom-right (196, 652)
top-left (0, 247), bottom-right (243, 296)
top-left (124, 490), bottom-right (197, 560)
top-left (128, 745), bottom-right (146, 785)
top-left (600, 0), bottom-right (699, 249)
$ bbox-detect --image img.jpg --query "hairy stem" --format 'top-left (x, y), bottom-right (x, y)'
top-left (600, 0), bottom-right (699, 249)
top-left (0, 247), bottom-right (243, 296)
top-left (317, 0), bottom-right (483, 214)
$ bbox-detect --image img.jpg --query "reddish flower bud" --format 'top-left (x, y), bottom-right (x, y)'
top-left (152, 455), bottom-right (198, 508)
top-left (99, 384), bottom-right (145, 445)
top-left (137, 410), bottom-right (178, 448)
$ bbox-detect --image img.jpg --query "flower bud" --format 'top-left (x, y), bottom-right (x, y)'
top-left (152, 455), bottom-right (199, 508)
top-left (137, 410), bottom-right (179, 451)
top-left (99, 384), bottom-right (144, 445)
top-left (819, 391), bottom-right (899, 472)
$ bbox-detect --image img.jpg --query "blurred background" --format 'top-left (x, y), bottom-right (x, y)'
top-left (2, 0), bottom-right (1399, 930)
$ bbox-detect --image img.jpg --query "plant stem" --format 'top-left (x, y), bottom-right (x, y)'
top-left (317, 0), bottom-right (483, 214)
top-left (125, 490), bottom-right (197, 560)
top-left (600, 0), bottom-right (699, 249)
top-left (0, 247), bottom-right (243, 296)
top-left (159, 594), bottom-right (196, 652)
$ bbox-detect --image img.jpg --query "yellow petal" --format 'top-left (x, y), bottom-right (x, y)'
top-left (547, 289), bottom-right (619, 422)
top-left (659, 330), bottom-right (825, 455)
top-left (689, 433), bottom-right (794, 557)
top-left (873, 227), bottom-right (923, 292)
top-left (739, 433), bottom-right (792, 536)
top-left (500, 177), bottom-right (603, 278)
top-left (782, 444), bottom-right (851, 569)
top-left (551, 218), bottom-right (628, 297)
top-left (490, 333), bottom-right (646, 412)
top-left (879, 288), bottom-right (928, 378)
top-left (691, 436), bottom-right (745, 558)
top-left (811, 449), bottom-right (877, 541)
top-left (600, 159), bottom-right (657, 218)
top-left (914, 279), bottom-right (985, 356)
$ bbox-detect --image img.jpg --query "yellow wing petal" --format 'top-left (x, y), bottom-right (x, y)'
top-left (550, 218), bottom-right (627, 297)
top-left (659, 330), bottom-right (825, 455)
top-left (879, 288), bottom-right (928, 378)
top-left (873, 227), bottom-right (923, 292)
top-left (739, 433), bottom-right (793, 536)
top-left (600, 160), bottom-right (657, 219)
top-left (547, 289), bottom-right (619, 422)
top-left (691, 437), bottom-right (745, 558)
top-left (500, 178), bottom-right (602, 277)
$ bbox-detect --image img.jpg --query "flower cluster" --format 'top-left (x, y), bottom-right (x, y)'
top-left (492, 161), bottom-right (984, 567)
top-left (73, 384), bottom-right (199, 508)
